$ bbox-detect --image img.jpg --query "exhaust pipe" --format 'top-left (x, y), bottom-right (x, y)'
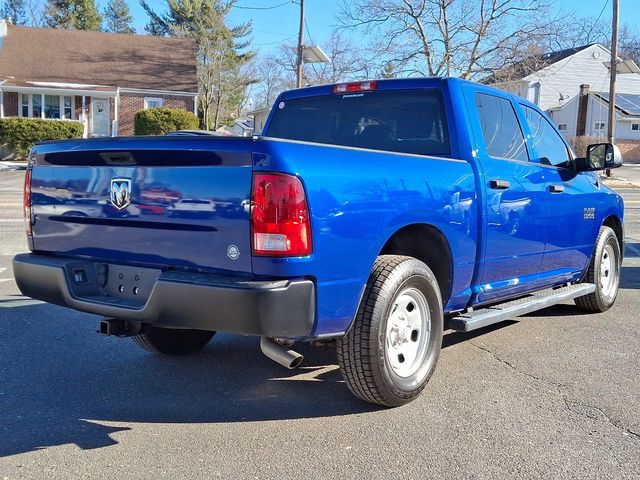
top-left (260, 337), bottom-right (303, 369)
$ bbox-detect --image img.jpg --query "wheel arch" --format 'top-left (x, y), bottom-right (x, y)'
top-left (602, 214), bottom-right (624, 258)
top-left (379, 223), bottom-right (453, 305)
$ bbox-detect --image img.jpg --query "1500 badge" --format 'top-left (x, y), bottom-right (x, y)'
top-left (584, 208), bottom-right (596, 220)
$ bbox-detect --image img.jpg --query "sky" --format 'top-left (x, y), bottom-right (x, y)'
top-left (127, 0), bottom-right (639, 54)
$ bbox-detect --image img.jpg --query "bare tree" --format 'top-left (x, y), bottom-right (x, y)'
top-left (553, 15), bottom-right (640, 66)
top-left (304, 31), bottom-right (371, 84)
top-left (253, 55), bottom-right (293, 109)
top-left (253, 28), bottom-right (374, 105)
top-left (25, 0), bottom-right (47, 25)
top-left (338, 0), bottom-right (561, 80)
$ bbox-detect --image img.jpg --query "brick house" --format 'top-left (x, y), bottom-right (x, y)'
top-left (0, 20), bottom-right (198, 137)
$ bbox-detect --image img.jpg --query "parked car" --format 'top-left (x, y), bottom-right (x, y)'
top-left (14, 78), bottom-right (624, 407)
top-left (167, 198), bottom-right (217, 217)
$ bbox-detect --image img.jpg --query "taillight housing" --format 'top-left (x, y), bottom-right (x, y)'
top-left (252, 173), bottom-right (312, 257)
top-left (24, 168), bottom-right (32, 236)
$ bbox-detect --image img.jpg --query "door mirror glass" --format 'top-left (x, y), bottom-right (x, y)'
top-left (576, 143), bottom-right (623, 171)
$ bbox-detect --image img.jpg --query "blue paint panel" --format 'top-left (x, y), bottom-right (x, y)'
top-left (30, 137), bottom-right (255, 274)
top-left (251, 137), bottom-right (478, 336)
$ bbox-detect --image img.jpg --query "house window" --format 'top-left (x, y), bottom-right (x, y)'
top-left (144, 97), bottom-right (164, 109)
top-left (44, 95), bottom-right (60, 119)
top-left (594, 122), bottom-right (606, 131)
top-left (63, 96), bottom-right (73, 119)
top-left (633, 123), bottom-right (639, 131)
top-left (32, 94), bottom-right (42, 118)
top-left (16, 94), bottom-right (75, 120)
top-left (558, 123), bottom-right (567, 131)
top-left (20, 94), bottom-right (29, 117)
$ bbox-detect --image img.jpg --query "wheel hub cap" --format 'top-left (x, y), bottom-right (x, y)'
top-left (600, 244), bottom-right (618, 297)
top-left (385, 287), bottom-right (431, 378)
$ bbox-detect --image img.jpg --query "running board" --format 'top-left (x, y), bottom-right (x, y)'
top-left (449, 283), bottom-right (596, 332)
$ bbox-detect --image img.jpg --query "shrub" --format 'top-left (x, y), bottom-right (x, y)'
top-left (567, 135), bottom-right (603, 157)
top-left (0, 117), bottom-right (84, 158)
top-left (134, 107), bottom-right (199, 135)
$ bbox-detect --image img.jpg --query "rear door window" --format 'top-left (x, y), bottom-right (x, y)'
top-left (521, 105), bottom-right (572, 169)
top-left (265, 89), bottom-right (451, 156)
top-left (474, 93), bottom-right (529, 162)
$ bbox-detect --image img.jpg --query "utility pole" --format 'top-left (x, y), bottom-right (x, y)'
top-left (296, 0), bottom-right (305, 88)
top-left (606, 0), bottom-right (619, 176)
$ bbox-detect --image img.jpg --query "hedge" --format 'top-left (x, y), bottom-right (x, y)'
top-left (0, 117), bottom-right (84, 158)
top-left (134, 107), bottom-right (199, 135)
top-left (567, 135), bottom-right (603, 157)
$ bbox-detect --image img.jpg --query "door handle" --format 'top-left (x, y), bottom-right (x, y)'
top-left (549, 184), bottom-right (564, 193)
top-left (489, 179), bottom-right (510, 190)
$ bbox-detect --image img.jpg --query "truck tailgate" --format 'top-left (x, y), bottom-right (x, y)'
top-left (29, 136), bottom-right (254, 274)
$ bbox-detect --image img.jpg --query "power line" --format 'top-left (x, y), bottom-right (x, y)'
top-left (234, 1), bottom-right (294, 10)
top-left (253, 34), bottom-right (297, 46)
top-left (585, 0), bottom-right (610, 43)
top-left (303, 17), bottom-right (313, 45)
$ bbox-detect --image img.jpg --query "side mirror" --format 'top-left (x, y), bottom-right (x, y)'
top-left (576, 143), bottom-right (623, 172)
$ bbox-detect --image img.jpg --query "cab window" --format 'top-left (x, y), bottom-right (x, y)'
top-left (522, 105), bottom-right (572, 169)
top-left (474, 93), bottom-right (528, 162)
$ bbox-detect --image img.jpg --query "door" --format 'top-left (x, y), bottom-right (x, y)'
top-left (91, 97), bottom-right (110, 137)
top-left (519, 104), bottom-right (598, 281)
top-left (465, 89), bottom-right (547, 303)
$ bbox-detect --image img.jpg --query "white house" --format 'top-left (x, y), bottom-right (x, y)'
top-left (490, 44), bottom-right (640, 140)
top-left (550, 87), bottom-right (640, 140)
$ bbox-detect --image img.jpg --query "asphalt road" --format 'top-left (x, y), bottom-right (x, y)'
top-left (1, 167), bottom-right (639, 479)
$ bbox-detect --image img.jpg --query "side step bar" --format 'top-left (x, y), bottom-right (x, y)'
top-left (449, 283), bottom-right (596, 332)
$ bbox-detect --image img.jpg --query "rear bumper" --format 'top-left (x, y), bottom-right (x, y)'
top-left (13, 253), bottom-right (315, 337)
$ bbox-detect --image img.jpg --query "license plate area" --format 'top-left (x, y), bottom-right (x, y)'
top-left (103, 264), bottom-right (161, 302)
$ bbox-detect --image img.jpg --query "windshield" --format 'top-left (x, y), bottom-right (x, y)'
top-left (265, 89), bottom-right (450, 156)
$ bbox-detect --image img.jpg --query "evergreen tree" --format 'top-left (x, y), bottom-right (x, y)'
top-left (379, 62), bottom-right (395, 79)
top-left (1, 0), bottom-right (27, 25)
top-left (103, 0), bottom-right (134, 33)
top-left (45, 0), bottom-right (102, 30)
top-left (140, 0), bottom-right (256, 129)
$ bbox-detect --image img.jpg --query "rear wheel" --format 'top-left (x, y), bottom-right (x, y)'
top-left (575, 226), bottom-right (621, 312)
top-left (132, 327), bottom-right (215, 355)
top-left (337, 255), bottom-right (443, 407)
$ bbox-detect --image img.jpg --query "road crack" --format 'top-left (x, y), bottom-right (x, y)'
top-left (563, 399), bottom-right (640, 440)
top-left (469, 341), bottom-right (565, 392)
top-left (469, 341), bottom-right (640, 442)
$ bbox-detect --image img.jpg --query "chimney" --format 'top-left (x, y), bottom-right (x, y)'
top-left (576, 84), bottom-right (590, 137)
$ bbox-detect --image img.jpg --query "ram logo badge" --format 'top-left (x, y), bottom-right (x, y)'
top-left (110, 178), bottom-right (132, 210)
top-left (584, 207), bottom-right (595, 220)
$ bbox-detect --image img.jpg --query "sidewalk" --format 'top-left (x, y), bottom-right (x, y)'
top-left (0, 161), bottom-right (27, 171)
top-left (600, 164), bottom-right (640, 189)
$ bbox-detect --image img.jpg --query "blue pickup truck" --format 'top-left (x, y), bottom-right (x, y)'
top-left (13, 78), bottom-right (624, 407)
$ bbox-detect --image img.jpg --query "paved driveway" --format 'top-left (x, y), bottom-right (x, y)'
top-left (0, 169), bottom-right (639, 479)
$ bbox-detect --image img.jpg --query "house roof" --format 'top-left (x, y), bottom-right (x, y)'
top-left (592, 92), bottom-right (640, 117)
top-left (0, 25), bottom-right (198, 93)
top-left (483, 44), bottom-right (594, 85)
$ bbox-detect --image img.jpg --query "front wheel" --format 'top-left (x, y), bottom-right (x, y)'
top-left (337, 255), bottom-right (443, 407)
top-left (575, 226), bottom-right (622, 312)
top-left (132, 327), bottom-right (215, 355)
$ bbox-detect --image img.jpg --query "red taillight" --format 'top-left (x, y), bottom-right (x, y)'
top-left (252, 173), bottom-right (312, 257)
top-left (333, 81), bottom-right (377, 94)
top-left (24, 168), bottom-right (32, 236)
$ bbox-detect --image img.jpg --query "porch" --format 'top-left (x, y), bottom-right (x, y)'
top-left (0, 80), bottom-right (119, 138)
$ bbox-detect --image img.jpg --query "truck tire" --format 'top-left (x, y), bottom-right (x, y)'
top-left (575, 226), bottom-right (621, 313)
top-left (132, 327), bottom-right (215, 356)
top-left (337, 255), bottom-right (443, 407)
